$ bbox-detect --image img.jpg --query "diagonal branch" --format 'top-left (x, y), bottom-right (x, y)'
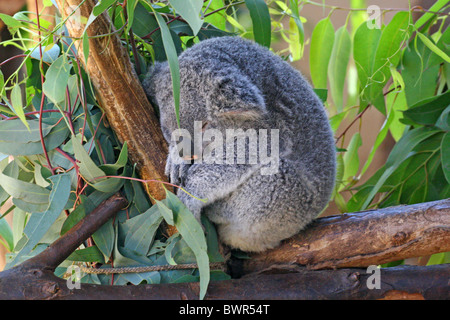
top-left (53, 0), bottom-right (169, 201)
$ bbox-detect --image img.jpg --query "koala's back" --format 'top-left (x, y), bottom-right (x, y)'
top-left (179, 37), bottom-right (335, 179)
top-left (148, 36), bottom-right (336, 252)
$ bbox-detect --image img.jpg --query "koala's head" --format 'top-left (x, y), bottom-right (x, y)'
top-left (143, 60), bottom-right (266, 159)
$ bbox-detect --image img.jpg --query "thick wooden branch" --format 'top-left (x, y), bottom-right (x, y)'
top-left (0, 263), bottom-right (448, 300)
top-left (0, 199), bottom-right (448, 299)
top-left (241, 199), bottom-right (450, 275)
top-left (53, 0), bottom-right (169, 200)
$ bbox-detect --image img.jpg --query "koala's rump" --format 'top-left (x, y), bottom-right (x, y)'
top-left (202, 159), bottom-right (332, 252)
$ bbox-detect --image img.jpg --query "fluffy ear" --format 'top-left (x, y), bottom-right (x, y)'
top-left (208, 73), bottom-right (266, 120)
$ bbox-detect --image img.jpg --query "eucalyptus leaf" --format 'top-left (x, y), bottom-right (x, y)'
top-left (42, 55), bottom-right (72, 105)
top-left (328, 26), bottom-right (351, 112)
top-left (6, 173), bottom-right (71, 268)
top-left (441, 132), bottom-right (450, 184)
top-left (245, 0), bottom-right (271, 48)
top-left (123, 205), bottom-right (163, 256)
top-left (67, 246), bottom-right (105, 263)
top-left (71, 134), bottom-right (106, 183)
top-left (30, 44), bottom-right (60, 63)
top-left (164, 190), bottom-right (209, 300)
top-left (0, 216), bottom-right (13, 251)
top-left (310, 18), bottom-right (335, 89)
top-left (0, 119), bottom-right (54, 143)
top-left (169, 0), bottom-right (203, 36)
top-left (151, 9), bottom-right (181, 127)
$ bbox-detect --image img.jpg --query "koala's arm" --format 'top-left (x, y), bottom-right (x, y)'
top-left (175, 162), bottom-right (260, 220)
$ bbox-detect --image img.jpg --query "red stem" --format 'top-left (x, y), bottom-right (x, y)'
top-left (34, 0), bottom-right (55, 175)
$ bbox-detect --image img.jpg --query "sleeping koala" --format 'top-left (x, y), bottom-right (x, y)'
top-left (143, 36), bottom-right (336, 252)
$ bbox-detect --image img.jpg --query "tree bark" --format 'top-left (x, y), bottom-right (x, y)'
top-left (0, 199), bottom-right (448, 300)
top-left (241, 199), bottom-right (450, 275)
top-left (0, 263), bottom-right (447, 300)
top-left (52, 0), bottom-right (169, 201)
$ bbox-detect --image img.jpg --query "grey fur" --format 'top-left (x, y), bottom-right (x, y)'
top-left (143, 36), bottom-right (336, 252)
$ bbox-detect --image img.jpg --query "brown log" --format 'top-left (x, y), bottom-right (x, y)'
top-left (241, 199), bottom-right (450, 275)
top-left (52, 0), bottom-right (169, 201)
top-left (0, 263), bottom-right (448, 300)
top-left (0, 197), bottom-right (448, 299)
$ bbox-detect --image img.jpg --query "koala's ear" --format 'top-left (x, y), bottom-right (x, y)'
top-left (209, 74), bottom-right (266, 120)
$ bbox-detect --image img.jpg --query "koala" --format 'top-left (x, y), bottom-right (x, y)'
top-left (143, 36), bottom-right (336, 252)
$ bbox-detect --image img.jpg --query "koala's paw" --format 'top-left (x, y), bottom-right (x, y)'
top-left (166, 157), bottom-right (191, 189)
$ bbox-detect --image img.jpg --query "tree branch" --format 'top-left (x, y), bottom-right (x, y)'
top-left (0, 199), bottom-right (448, 300)
top-left (53, 0), bottom-right (169, 201)
top-left (240, 199), bottom-right (450, 275)
top-left (0, 263), bottom-right (448, 300)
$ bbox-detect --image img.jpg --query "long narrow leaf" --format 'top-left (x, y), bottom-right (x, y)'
top-left (310, 18), bottom-right (335, 89)
top-left (151, 9), bottom-right (181, 127)
top-left (245, 0), bottom-right (271, 48)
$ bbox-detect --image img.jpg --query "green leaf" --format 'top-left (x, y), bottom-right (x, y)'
top-left (6, 173), bottom-right (71, 268)
top-left (441, 132), bottom-right (450, 184)
top-left (361, 127), bottom-right (440, 209)
top-left (386, 89), bottom-right (407, 142)
top-left (0, 216), bottom-right (13, 251)
top-left (82, 32), bottom-right (90, 66)
top-left (10, 83), bottom-right (29, 130)
top-left (0, 118), bottom-right (69, 156)
top-left (310, 18), bottom-right (335, 89)
top-left (0, 13), bottom-right (23, 32)
top-left (313, 88), bottom-right (328, 103)
top-left (99, 142), bottom-right (128, 173)
top-left (328, 26), bottom-right (351, 112)
top-left (402, 37), bottom-right (440, 106)
top-left (204, 0), bottom-right (226, 30)
top-left (0, 119), bottom-right (53, 143)
top-left (416, 31), bottom-right (450, 63)
top-left (354, 22), bottom-right (381, 105)
top-left (71, 135), bottom-right (106, 183)
top-left (414, 0), bottom-right (449, 30)
top-left (366, 12), bottom-right (411, 113)
top-left (42, 55), bottom-right (72, 105)
top-left (123, 204), bottom-right (162, 256)
top-left (91, 219), bottom-right (115, 261)
top-left (164, 191), bottom-right (209, 300)
top-left (131, 1), bottom-right (158, 37)
top-left (165, 233), bottom-right (181, 265)
top-left (245, 0), bottom-right (271, 48)
top-left (61, 201), bottom-right (86, 235)
top-left (289, 0), bottom-right (304, 49)
top-left (403, 91), bottom-right (450, 126)
top-left (360, 105), bottom-right (395, 177)
top-left (343, 132), bottom-right (362, 182)
top-left (67, 246), bottom-right (105, 263)
top-left (155, 199), bottom-right (174, 225)
top-left (151, 9), bottom-right (181, 128)
top-left (126, 0), bottom-right (138, 34)
top-left (169, 0), bottom-right (204, 36)
top-left (30, 44), bottom-right (60, 63)
top-left (0, 171), bottom-right (50, 207)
